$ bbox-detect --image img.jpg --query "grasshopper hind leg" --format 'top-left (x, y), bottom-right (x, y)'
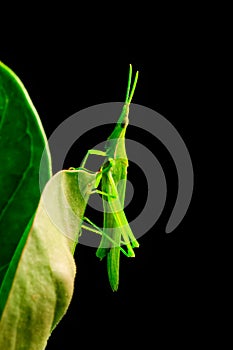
top-left (107, 247), bottom-right (121, 292)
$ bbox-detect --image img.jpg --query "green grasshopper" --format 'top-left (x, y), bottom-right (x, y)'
top-left (80, 64), bottom-right (139, 291)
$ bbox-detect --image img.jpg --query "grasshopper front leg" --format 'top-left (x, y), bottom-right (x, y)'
top-left (81, 149), bottom-right (106, 168)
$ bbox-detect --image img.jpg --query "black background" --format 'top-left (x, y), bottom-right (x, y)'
top-left (0, 8), bottom-right (214, 348)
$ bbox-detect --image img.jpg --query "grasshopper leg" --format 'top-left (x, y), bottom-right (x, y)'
top-left (81, 149), bottom-right (106, 168)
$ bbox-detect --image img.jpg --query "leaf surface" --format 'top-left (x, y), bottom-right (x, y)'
top-left (0, 169), bottom-right (97, 350)
top-left (0, 61), bottom-right (52, 289)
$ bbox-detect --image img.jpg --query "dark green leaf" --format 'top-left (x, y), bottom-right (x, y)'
top-left (0, 61), bottom-right (52, 291)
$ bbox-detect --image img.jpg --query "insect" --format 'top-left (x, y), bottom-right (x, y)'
top-left (80, 64), bottom-right (139, 291)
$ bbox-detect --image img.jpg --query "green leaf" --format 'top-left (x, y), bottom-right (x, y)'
top-left (0, 61), bottom-right (52, 289)
top-left (0, 169), bottom-right (97, 350)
